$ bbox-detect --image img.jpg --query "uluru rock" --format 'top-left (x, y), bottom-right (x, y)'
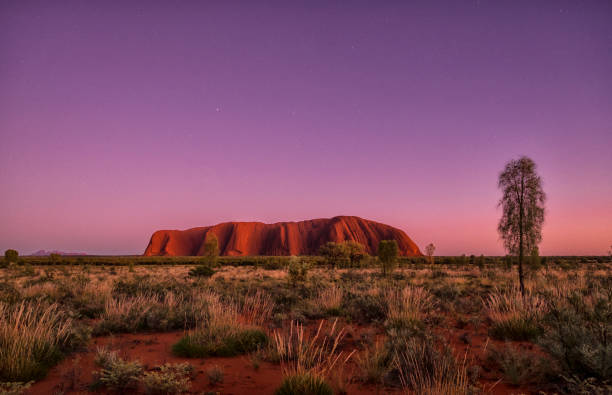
top-left (144, 216), bottom-right (422, 257)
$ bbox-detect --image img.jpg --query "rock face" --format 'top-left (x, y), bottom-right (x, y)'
top-left (144, 216), bottom-right (422, 257)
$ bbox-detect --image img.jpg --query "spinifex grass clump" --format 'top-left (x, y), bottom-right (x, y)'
top-left (393, 336), bottom-right (468, 395)
top-left (0, 302), bottom-right (82, 382)
top-left (275, 373), bottom-right (333, 395)
top-left (94, 291), bottom-right (204, 335)
top-left (485, 287), bottom-right (546, 341)
top-left (385, 286), bottom-right (434, 331)
top-left (172, 291), bottom-right (268, 358)
top-left (272, 319), bottom-right (354, 395)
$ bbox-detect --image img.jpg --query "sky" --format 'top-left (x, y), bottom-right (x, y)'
top-left (1, 0), bottom-right (611, 256)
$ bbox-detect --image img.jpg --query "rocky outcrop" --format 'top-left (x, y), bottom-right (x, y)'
top-left (144, 216), bottom-right (422, 256)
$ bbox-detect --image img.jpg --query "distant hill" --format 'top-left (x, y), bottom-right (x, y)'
top-left (144, 215), bottom-right (422, 257)
top-left (29, 250), bottom-right (87, 256)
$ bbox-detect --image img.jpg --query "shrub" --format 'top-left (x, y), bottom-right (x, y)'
top-left (487, 345), bottom-right (550, 386)
top-left (188, 265), bottom-right (215, 278)
top-left (4, 250), bottom-right (18, 265)
top-left (141, 363), bottom-right (193, 395)
top-left (0, 382), bottom-right (32, 395)
top-left (206, 365), bottom-right (224, 385)
top-left (173, 328), bottom-right (268, 358)
top-left (539, 291), bottom-right (612, 382)
top-left (356, 341), bottom-right (390, 384)
top-left (288, 258), bottom-right (309, 286)
top-left (274, 373), bottom-right (333, 395)
top-left (93, 348), bottom-right (143, 392)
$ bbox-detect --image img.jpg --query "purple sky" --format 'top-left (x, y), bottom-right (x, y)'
top-left (1, 1), bottom-right (611, 256)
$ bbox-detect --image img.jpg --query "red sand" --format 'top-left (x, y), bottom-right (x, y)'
top-left (28, 330), bottom-right (398, 395)
top-left (144, 216), bottom-right (422, 257)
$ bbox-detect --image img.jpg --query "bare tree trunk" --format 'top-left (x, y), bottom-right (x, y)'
top-left (518, 176), bottom-right (526, 296)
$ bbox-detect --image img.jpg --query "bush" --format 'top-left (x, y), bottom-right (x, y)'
top-left (188, 265), bottom-right (215, 278)
top-left (173, 328), bottom-right (268, 358)
top-left (274, 373), bottom-right (333, 395)
top-left (288, 258), bottom-right (309, 286)
top-left (539, 292), bottom-right (612, 382)
top-left (487, 345), bottom-right (550, 386)
top-left (93, 349), bottom-right (143, 392)
top-left (0, 382), bottom-right (32, 395)
top-left (489, 317), bottom-right (543, 341)
top-left (4, 250), bottom-right (18, 265)
top-left (141, 363), bottom-right (193, 395)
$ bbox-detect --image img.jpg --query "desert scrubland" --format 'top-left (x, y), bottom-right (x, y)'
top-left (1, 256), bottom-right (611, 395)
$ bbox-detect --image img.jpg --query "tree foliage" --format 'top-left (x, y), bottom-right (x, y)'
top-left (498, 156), bottom-right (545, 295)
top-left (319, 241), bottom-right (366, 269)
top-left (4, 249), bottom-right (18, 265)
top-left (200, 233), bottom-right (219, 263)
top-left (425, 243), bottom-right (436, 264)
top-left (378, 240), bottom-right (398, 275)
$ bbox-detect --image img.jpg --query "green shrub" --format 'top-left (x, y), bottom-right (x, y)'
top-left (489, 317), bottom-right (543, 341)
top-left (3, 250), bottom-right (18, 265)
top-left (487, 345), bottom-right (550, 386)
top-left (93, 349), bottom-right (143, 392)
top-left (274, 373), bottom-right (333, 395)
top-left (540, 292), bottom-right (612, 382)
top-left (173, 328), bottom-right (268, 358)
top-left (287, 258), bottom-right (309, 286)
top-left (188, 265), bottom-right (215, 278)
top-left (0, 381), bottom-right (32, 395)
top-left (141, 363), bottom-right (193, 395)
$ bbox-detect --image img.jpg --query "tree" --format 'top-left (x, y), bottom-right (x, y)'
top-left (200, 233), bottom-right (219, 264)
top-left (498, 156), bottom-right (546, 296)
top-left (425, 243), bottom-right (436, 264)
top-left (378, 240), bottom-right (398, 276)
top-left (319, 242), bottom-right (349, 269)
top-left (343, 241), bottom-right (366, 267)
top-left (4, 249), bottom-right (18, 265)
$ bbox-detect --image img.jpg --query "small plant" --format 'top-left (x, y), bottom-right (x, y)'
top-left (173, 327), bottom-right (268, 358)
top-left (356, 341), bottom-right (390, 384)
top-left (94, 349), bottom-right (143, 392)
top-left (142, 363), bottom-right (193, 395)
top-left (206, 365), bottom-right (224, 386)
top-left (487, 345), bottom-right (547, 386)
top-left (188, 265), bottom-right (215, 278)
top-left (274, 373), bottom-right (333, 395)
top-left (0, 381), bottom-right (32, 395)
